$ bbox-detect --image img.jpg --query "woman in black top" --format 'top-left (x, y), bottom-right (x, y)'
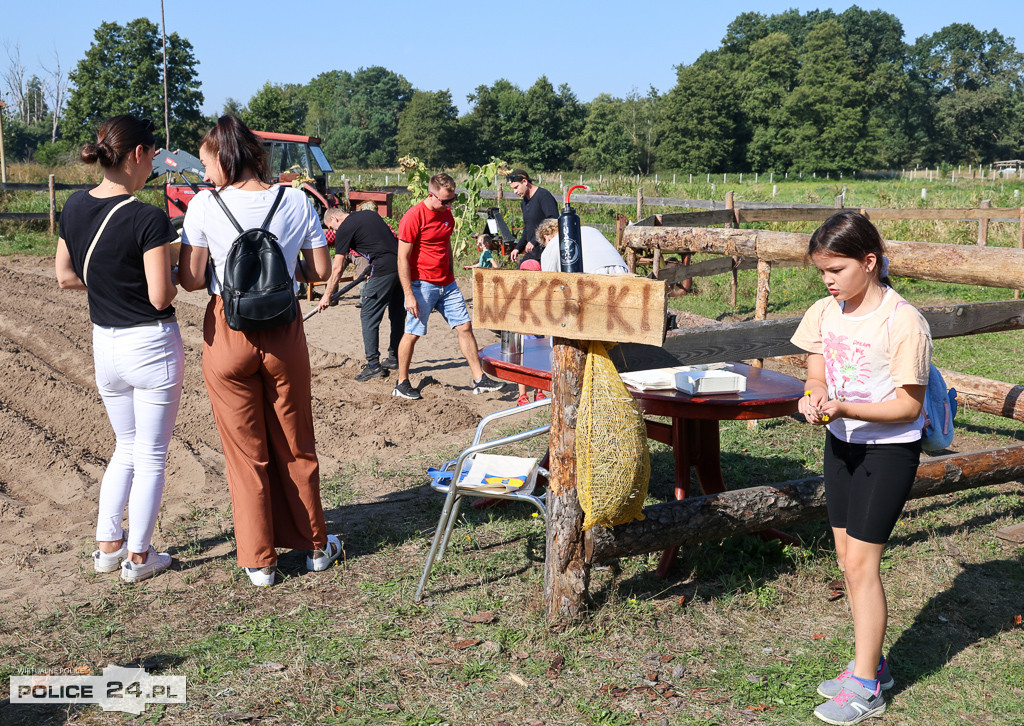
top-left (56, 115), bottom-right (184, 583)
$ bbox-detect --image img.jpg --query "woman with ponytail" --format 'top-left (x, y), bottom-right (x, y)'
top-left (56, 114), bottom-right (183, 582)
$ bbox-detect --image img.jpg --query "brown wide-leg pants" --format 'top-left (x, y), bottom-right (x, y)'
top-left (202, 296), bottom-right (327, 568)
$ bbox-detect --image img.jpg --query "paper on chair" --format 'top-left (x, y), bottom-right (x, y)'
top-left (461, 453), bottom-right (540, 495)
top-left (620, 363), bottom-right (726, 391)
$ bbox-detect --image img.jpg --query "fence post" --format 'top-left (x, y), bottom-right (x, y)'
top-left (753, 259), bottom-right (772, 369)
top-left (48, 174), bottom-right (56, 235)
top-left (835, 194), bottom-right (844, 208)
top-left (726, 191), bottom-right (738, 308)
top-left (1017, 206), bottom-right (1023, 300)
top-left (343, 179), bottom-right (350, 208)
top-left (636, 187), bottom-right (644, 222)
top-left (545, 339), bottom-right (589, 624)
top-left (977, 200), bottom-right (990, 246)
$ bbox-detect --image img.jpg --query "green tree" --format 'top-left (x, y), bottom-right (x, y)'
top-left (396, 90), bottom-right (460, 167)
top-left (912, 23), bottom-right (1024, 162)
top-left (521, 76), bottom-right (583, 169)
top-left (737, 32), bottom-right (798, 171)
top-left (242, 82), bottom-right (304, 134)
top-left (322, 66), bottom-right (412, 167)
top-left (778, 20), bottom-right (872, 173)
top-left (460, 79), bottom-right (527, 164)
top-left (573, 94), bottom-right (634, 172)
top-left (658, 59), bottom-right (737, 172)
top-left (62, 18), bottom-right (204, 150)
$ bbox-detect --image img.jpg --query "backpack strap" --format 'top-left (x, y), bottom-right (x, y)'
top-left (82, 196), bottom-right (138, 286)
top-left (208, 184), bottom-right (286, 235)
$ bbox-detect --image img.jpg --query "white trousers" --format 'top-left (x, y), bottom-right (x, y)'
top-left (92, 320), bottom-right (184, 554)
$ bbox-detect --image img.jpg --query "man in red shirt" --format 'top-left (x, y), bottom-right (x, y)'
top-left (393, 173), bottom-right (505, 400)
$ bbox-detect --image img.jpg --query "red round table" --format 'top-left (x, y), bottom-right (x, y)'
top-left (480, 338), bottom-right (806, 574)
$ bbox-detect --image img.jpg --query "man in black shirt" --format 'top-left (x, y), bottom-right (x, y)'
top-left (507, 169), bottom-right (559, 269)
top-left (320, 208), bottom-right (404, 381)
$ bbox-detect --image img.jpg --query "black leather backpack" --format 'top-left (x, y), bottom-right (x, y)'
top-left (209, 186), bottom-right (297, 331)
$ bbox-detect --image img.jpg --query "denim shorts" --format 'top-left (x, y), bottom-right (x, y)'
top-left (405, 280), bottom-right (471, 336)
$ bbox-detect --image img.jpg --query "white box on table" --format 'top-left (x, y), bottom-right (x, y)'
top-left (674, 369), bottom-right (747, 395)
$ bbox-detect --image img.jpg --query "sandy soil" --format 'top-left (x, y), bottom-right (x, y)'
top-left (0, 255), bottom-right (516, 608)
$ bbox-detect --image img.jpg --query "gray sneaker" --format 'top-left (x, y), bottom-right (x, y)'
top-left (814, 679), bottom-right (886, 725)
top-left (380, 356), bottom-right (399, 370)
top-left (472, 373), bottom-right (505, 394)
top-left (818, 658), bottom-right (894, 698)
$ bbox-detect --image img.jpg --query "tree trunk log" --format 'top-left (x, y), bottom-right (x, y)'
top-left (940, 369), bottom-right (1024, 422)
top-left (621, 227), bottom-right (1024, 289)
top-left (590, 444), bottom-right (1024, 560)
top-left (545, 338), bottom-right (590, 624)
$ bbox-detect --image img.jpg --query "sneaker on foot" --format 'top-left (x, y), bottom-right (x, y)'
top-left (814, 680), bottom-right (886, 725)
top-left (355, 363), bottom-right (387, 382)
top-left (307, 534), bottom-right (343, 572)
top-left (472, 373), bottom-right (505, 394)
top-left (818, 658), bottom-right (894, 699)
top-left (392, 379), bottom-right (421, 400)
top-left (244, 565), bottom-right (277, 587)
top-left (380, 356), bottom-right (399, 370)
top-left (120, 546), bottom-right (172, 583)
top-left (534, 390), bottom-right (547, 402)
top-left (93, 538), bottom-right (128, 573)
top-left (516, 392), bottom-right (530, 406)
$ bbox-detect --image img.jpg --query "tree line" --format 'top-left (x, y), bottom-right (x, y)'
top-left (3, 9), bottom-right (1023, 173)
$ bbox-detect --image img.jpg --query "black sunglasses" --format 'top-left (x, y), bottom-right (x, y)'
top-left (430, 191), bottom-right (456, 206)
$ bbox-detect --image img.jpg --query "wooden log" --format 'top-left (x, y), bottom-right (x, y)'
top-left (1017, 207), bottom-right (1023, 300)
top-left (978, 200), bottom-right (990, 245)
top-left (590, 445), bottom-right (1024, 560)
top-left (661, 300), bottom-right (1024, 366)
top-left (939, 369), bottom-right (1024, 422)
top-left (546, 338), bottom-right (589, 623)
top-left (622, 226), bottom-right (1024, 289)
top-left (752, 259), bottom-right (772, 369)
top-left (735, 206), bottom-right (1024, 224)
top-left (726, 192), bottom-right (738, 308)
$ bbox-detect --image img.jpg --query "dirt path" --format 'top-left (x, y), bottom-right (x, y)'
top-left (0, 255), bottom-right (513, 608)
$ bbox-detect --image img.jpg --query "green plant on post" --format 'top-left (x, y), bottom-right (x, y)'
top-left (451, 158), bottom-right (510, 259)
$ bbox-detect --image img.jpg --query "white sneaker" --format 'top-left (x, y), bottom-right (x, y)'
top-left (120, 546), bottom-right (172, 582)
top-left (93, 538), bottom-right (129, 573)
top-left (244, 566), bottom-right (277, 587)
top-left (306, 534), bottom-right (343, 572)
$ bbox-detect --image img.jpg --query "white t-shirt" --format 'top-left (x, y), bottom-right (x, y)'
top-left (790, 287), bottom-right (931, 444)
top-left (181, 186), bottom-right (327, 295)
top-left (540, 226), bottom-right (630, 275)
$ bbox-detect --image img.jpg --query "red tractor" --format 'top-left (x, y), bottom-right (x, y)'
top-left (153, 131), bottom-right (340, 240)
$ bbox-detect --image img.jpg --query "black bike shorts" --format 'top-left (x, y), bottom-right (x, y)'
top-left (823, 431), bottom-right (922, 545)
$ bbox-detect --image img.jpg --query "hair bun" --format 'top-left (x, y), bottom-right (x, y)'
top-left (80, 143), bottom-right (100, 165)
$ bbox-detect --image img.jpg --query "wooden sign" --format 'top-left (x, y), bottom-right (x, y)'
top-left (473, 269), bottom-right (667, 345)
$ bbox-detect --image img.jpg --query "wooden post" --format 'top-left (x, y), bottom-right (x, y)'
top-left (636, 187), bottom-right (644, 221)
top-left (726, 191), bottom-right (738, 307)
top-left (545, 339), bottom-right (590, 624)
top-left (1017, 207), bottom-right (1023, 300)
top-left (652, 248), bottom-right (661, 280)
top-left (752, 259), bottom-right (772, 369)
top-left (343, 179), bottom-right (351, 209)
top-left (834, 194), bottom-right (844, 208)
top-left (977, 200), bottom-right (990, 246)
top-left (615, 214), bottom-right (628, 252)
top-left (48, 174), bottom-right (56, 235)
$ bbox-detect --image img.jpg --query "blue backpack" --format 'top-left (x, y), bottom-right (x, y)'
top-left (890, 301), bottom-right (957, 452)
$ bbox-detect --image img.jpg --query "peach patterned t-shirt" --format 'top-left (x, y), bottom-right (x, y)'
top-left (791, 287), bottom-right (931, 444)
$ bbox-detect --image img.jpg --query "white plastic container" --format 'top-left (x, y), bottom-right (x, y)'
top-left (674, 369), bottom-right (747, 395)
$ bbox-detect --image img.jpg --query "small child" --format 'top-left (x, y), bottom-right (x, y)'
top-left (465, 233), bottom-right (502, 270)
top-left (790, 211), bottom-right (931, 725)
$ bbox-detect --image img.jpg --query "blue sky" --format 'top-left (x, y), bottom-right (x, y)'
top-left (3, 1), bottom-right (1023, 118)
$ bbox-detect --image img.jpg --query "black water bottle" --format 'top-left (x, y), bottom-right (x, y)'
top-left (558, 185), bottom-right (587, 273)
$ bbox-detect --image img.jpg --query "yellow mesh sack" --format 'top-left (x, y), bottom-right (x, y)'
top-left (576, 341), bottom-right (650, 530)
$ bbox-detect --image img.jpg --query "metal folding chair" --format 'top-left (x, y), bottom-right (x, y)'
top-left (414, 397), bottom-right (551, 602)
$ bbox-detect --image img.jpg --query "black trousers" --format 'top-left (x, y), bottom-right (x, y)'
top-left (360, 272), bottom-right (404, 365)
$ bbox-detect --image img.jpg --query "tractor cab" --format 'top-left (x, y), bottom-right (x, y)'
top-left (253, 131), bottom-right (337, 216)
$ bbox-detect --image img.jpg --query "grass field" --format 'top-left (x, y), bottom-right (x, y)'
top-left (1, 163), bottom-right (1023, 724)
